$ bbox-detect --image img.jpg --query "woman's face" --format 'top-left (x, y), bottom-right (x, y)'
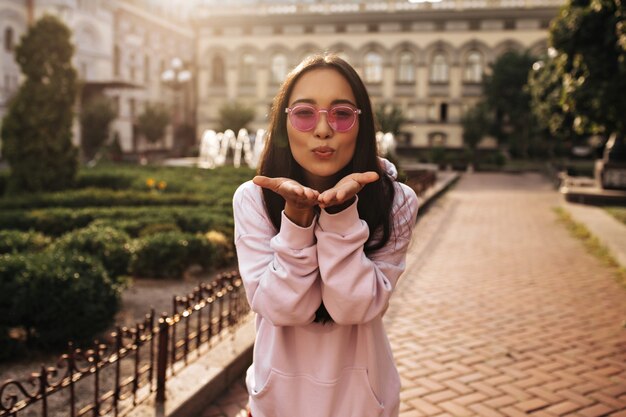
top-left (286, 68), bottom-right (359, 191)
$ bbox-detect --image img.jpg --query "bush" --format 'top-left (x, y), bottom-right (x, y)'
top-left (129, 232), bottom-right (216, 278)
top-left (205, 230), bottom-right (235, 267)
top-left (0, 206), bottom-right (233, 237)
top-left (76, 170), bottom-right (135, 190)
top-left (0, 188), bottom-right (216, 210)
top-left (138, 223), bottom-right (181, 237)
top-left (50, 225), bottom-right (132, 279)
top-left (0, 230), bottom-right (51, 254)
top-left (0, 251), bottom-right (121, 349)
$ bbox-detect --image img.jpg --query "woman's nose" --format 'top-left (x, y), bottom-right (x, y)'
top-left (314, 111), bottom-right (332, 139)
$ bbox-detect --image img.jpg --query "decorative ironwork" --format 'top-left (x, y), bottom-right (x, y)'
top-left (1, 271), bottom-right (250, 417)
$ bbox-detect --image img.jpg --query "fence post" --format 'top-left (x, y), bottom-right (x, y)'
top-left (156, 313), bottom-right (169, 403)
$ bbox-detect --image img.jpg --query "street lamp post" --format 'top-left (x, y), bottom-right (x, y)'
top-left (161, 57), bottom-right (192, 155)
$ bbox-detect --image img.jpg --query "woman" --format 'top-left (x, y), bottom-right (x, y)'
top-left (233, 53), bottom-right (418, 417)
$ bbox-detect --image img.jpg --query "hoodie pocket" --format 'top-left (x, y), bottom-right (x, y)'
top-left (251, 367), bottom-right (384, 417)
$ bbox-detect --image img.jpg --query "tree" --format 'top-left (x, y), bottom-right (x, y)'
top-left (137, 103), bottom-right (170, 144)
top-left (80, 96), bottom-right (116, 161)
top-left (548, 0), bottom-right (626, 140)
top-left (461, 101), bottom-right (490, 164)
top-left (374, 103), bottom-right (407, 135)
top-left (482, 50), bottom-right (539, 158)
top-left (528, 53), bottom-right (588, 157)
top-left (218, 101), bottom-right (255, 133)
top-left (1, 15), bottom-right (78, 193)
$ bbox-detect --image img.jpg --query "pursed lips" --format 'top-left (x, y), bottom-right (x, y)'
top-left (312, 146), bottom-right (335, 154)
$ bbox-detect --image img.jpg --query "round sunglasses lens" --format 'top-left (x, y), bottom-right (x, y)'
top-left (291, 106), bottom-right (317, 131)
top-left (329, 107), bottom-right (356, 132)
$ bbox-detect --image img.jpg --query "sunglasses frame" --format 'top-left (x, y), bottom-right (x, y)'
top-left (285, 103), bottom-right (362, 132)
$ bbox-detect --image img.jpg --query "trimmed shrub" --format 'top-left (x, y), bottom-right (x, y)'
top-left (0, 251), bottom-right (121, 349)
top-left (138, 223), bottom-right (181, 237)
top-left (76, 170), bottom-right (135, 190)
top-left (50, 225), bottom-right (132, 279)
top-left (0, 206), bottom-right (233, 237)
top-left (205, 230), bottom-right (235, 268)
top-left (0, 188), bottom-right (215, 210)
top-left (129, 232), bottom-right (216, 278)
top-left (0, 230), bottom-right (51, 254)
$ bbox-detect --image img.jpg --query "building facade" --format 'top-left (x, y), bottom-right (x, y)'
top-left (194, 0), bottom-right (562, 151)
top-left (0, 0), bottom-right (194, 157)
top-left (1, 0), bottom-right (563, 158)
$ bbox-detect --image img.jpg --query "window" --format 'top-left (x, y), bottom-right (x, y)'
top-left (144, 54), bottom-right (150, 83)
top-left (430, 52), bottom-right (449, 83)
top-left (429, 132), bottom-right (447, 147)
top-left (212, 55), bottom-right (225, 85)
top-left (270, 54), bottom-right (287, 84)
top-left (240, 53), bottom-right (256, 85)
top-left (114, 45), bottom-right (121, 77)
top-left (464, 51), bottom-right (483, 83)
top-left (130, 53), bottom-right (136, 81)
top-left (4, 27), bottom-right (13, 52)
top-left (440, 103), bottom-right (448, 122)
top-left (364, 51), bottom-right (383, 83)
top-left (397, 51), bottom-right (415, 83)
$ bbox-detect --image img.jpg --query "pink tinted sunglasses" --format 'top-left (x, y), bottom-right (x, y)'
top-left (285, 103), bottom-right (361, 133)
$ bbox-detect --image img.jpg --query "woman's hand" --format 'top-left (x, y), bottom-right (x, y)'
top-left (318, 172), bottom-right (379, 211)
top-left (253, 176), bottom-right (320, 226)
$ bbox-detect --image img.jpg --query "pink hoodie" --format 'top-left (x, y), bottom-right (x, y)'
top-left (233, 159), bottom-right (419, 417)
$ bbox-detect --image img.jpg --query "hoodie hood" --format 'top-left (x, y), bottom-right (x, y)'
top-left (379, 157), bottom-right (398, 180)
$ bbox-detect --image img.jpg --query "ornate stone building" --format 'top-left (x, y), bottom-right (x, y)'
top-left (0, 0), bottom-right (194, 156)
top-left (194, 0), bottom-right (562, 151)
top-left (1, 0), bottom-right (563, 157)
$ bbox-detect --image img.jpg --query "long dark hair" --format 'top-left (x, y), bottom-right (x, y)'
top-left (257, 53), bottom-right (396, 323)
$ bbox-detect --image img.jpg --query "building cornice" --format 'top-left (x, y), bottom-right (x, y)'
top-left (194, 4), bottom-right (560, 27)
top-left (116, 1), bottom-right (193, 38)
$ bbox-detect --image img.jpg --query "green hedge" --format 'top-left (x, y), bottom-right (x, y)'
top-left (49, 225), bottom-right (133, 278)
top-left (129, 232), bottom-right (217, 278)
top-left (0, 230), bottom-right (51, 254)
top-left (0, 188), bottom-right (227, 210)
top-left (0, 251), bottom-right (121, 350)
top-left (0, 206), bottom-right (233, 237)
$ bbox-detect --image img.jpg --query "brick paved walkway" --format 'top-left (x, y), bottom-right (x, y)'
top-left (205, 172), bottom-right (626, 417)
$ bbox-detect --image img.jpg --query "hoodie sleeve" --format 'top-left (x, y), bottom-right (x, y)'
top-left (233, 181), bottom-right (322, 326)
top-left (314, 182), bottom-right (418, 325)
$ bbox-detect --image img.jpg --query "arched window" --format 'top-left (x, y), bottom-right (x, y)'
top-left (429, 132), bottom-right (447, 147)
top-left (212, 55), bottom-right (225, 85)
top-left (430, 52), bottom-right (449, 83)
top-left (364, 51), bottom-right (383, 83)
top-left (270, 53), bottom-right (287, 84)
top-left (397, 51), bottom-right (415, 83)
top-left (464, 51), bottom-right (483, 83)
top-left (4, 27), bottom-right (14, 52)
top-left (240, 53), bottom-right (256, 85)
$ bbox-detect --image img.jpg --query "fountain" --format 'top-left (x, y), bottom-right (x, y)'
top-left (198, 128), bottom-right (266, 169)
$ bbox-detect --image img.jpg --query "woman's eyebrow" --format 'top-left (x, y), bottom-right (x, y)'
top-left (290, 98), bottom-right (358, 107)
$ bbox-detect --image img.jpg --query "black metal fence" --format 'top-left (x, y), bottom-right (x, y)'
top-left (0, 271), bottom-right (250, 417)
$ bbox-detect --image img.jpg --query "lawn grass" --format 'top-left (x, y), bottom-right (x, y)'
top-left (554, 207), bottom-right (626, 292)
top-left (604, 206), bottom-right (626, 226)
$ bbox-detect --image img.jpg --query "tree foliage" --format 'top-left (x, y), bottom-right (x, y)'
top-left (80, 96), bottom-right (116, 161)
top-left (461, 101), bottom-right (491, 162)
top-left (539, 0), bottom-right (626, 139)
top-left (1, 15), bottom-right (78, 193)
top-left (482, 50), bottom-right (539, 158)
top-left (374, 103), bottom-right (407, 135)
top-left (137, 103), bottom-right (170, 144)
top-left (218, 101), bottom-right (255, 133)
